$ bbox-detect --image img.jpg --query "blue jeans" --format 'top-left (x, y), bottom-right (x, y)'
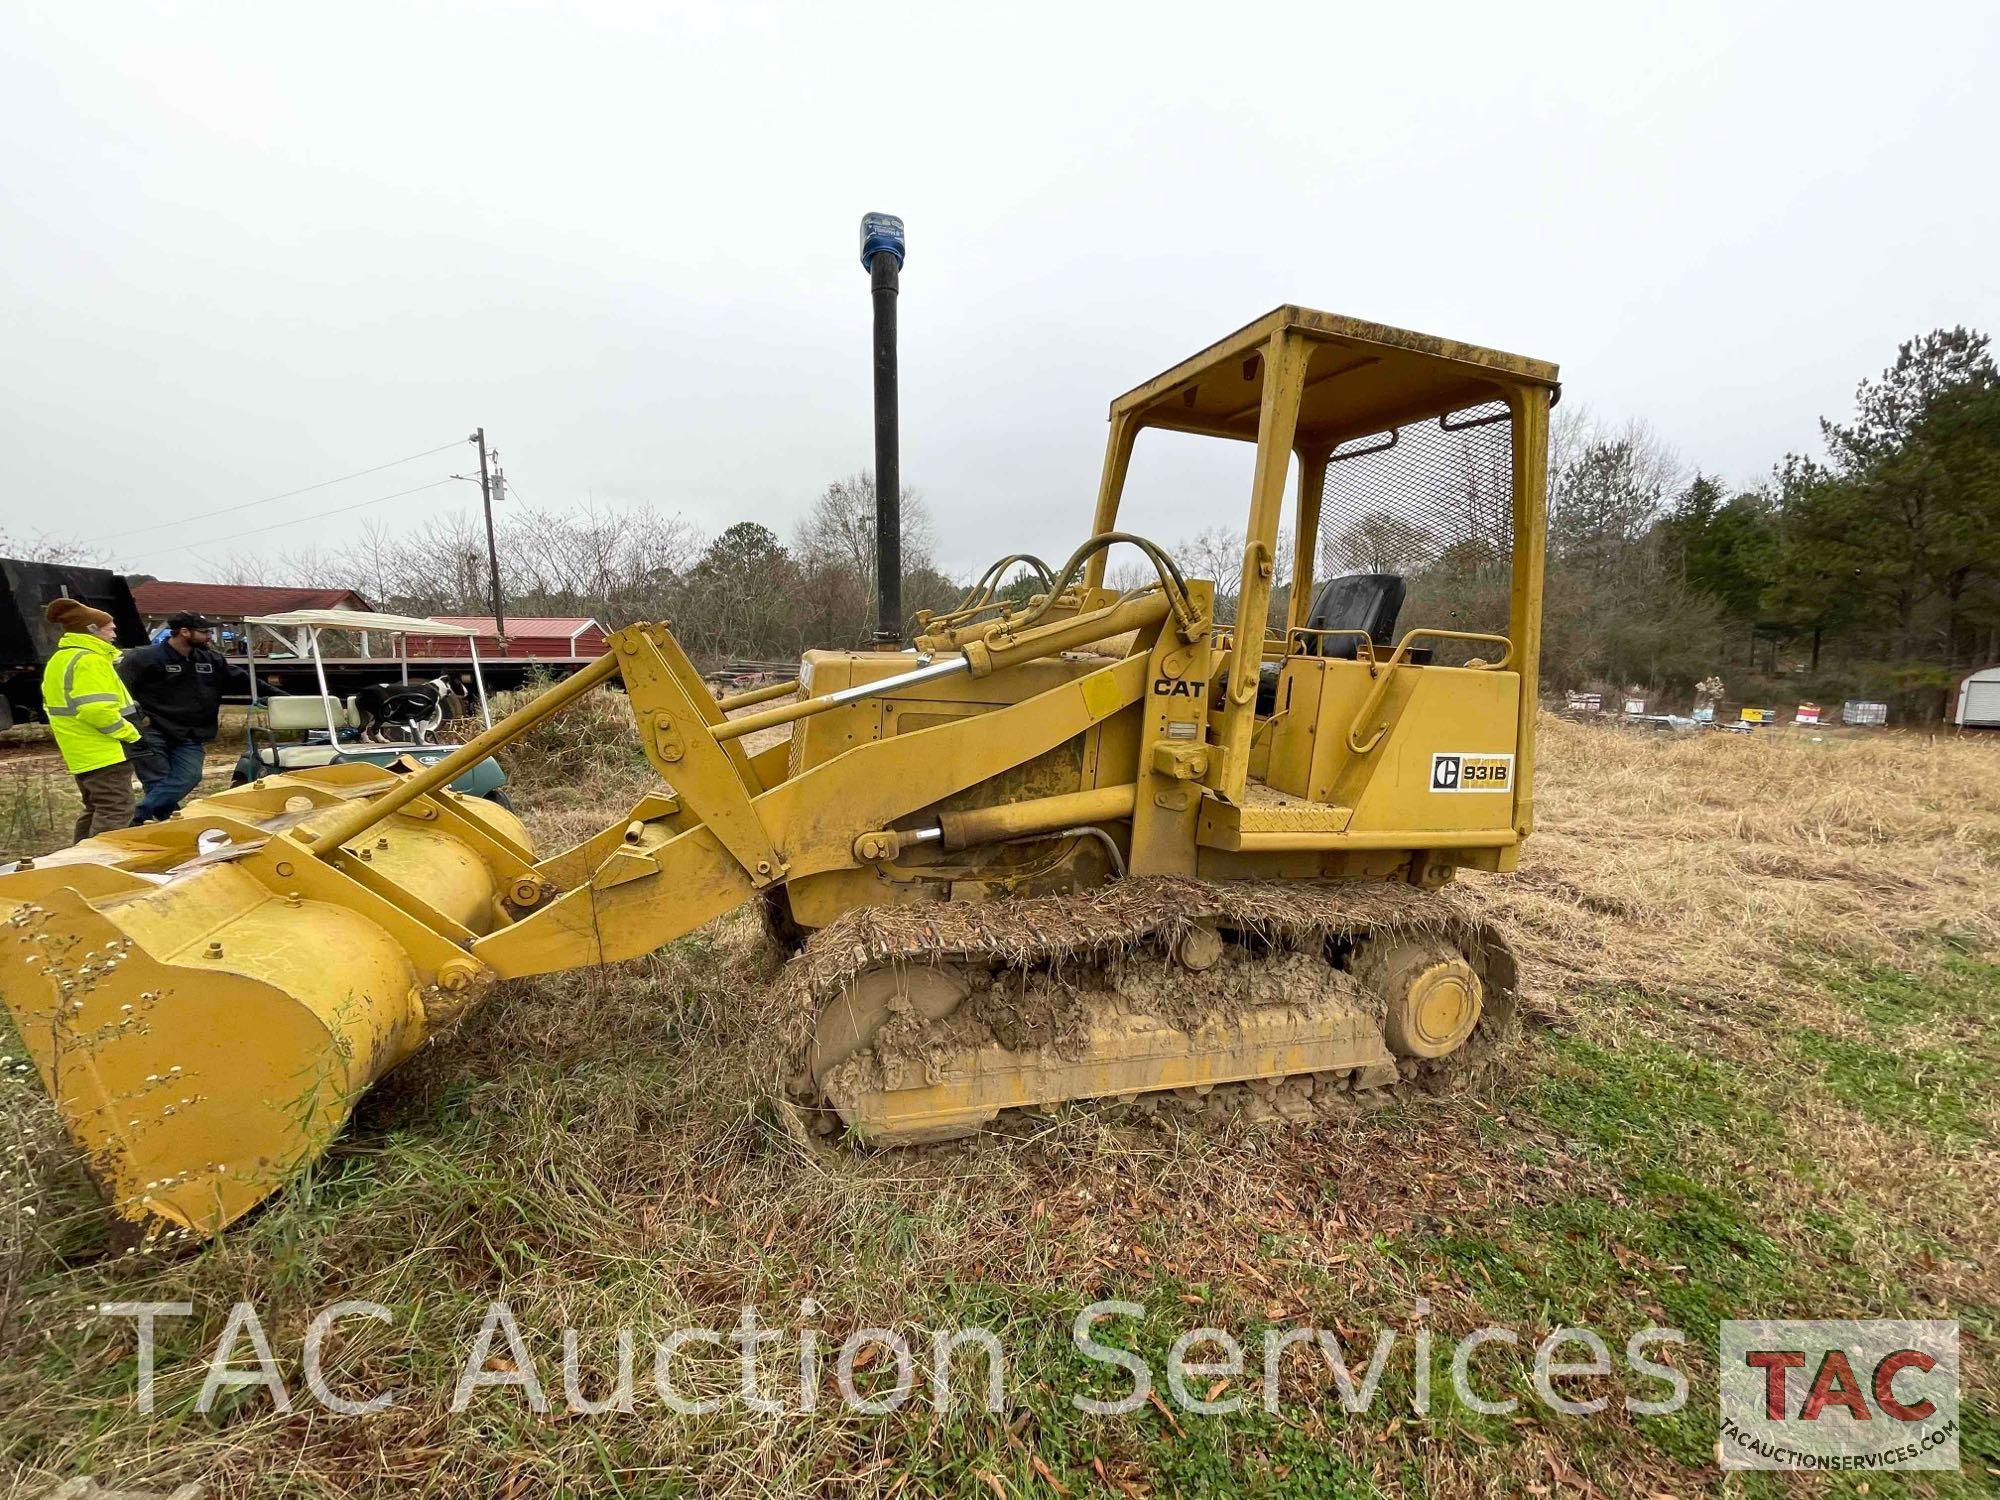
top-left (131, 730), bottom-right (206, 823)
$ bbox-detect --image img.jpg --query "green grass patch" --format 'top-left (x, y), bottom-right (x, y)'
top-left (1795, 1028), bottom-right (1994, 1144)
top-left (1812, 949), bottom-right (2000, 1029)
top-left (1527, 1031), bottom-right (1782, 1172)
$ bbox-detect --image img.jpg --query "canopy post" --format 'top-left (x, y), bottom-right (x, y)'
top-left (468, 641), bottom-right (492, 730)
top-left (244, 623), bottom-right (262, 782)
top-left (307, 628), bottom-right (342, 746)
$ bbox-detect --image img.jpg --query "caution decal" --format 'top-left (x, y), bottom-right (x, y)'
top-left (1429, 752), bottom-right (1513, 793)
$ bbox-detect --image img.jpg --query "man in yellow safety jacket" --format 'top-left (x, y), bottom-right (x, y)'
top-left (39, 597), bottom-right (142, 841)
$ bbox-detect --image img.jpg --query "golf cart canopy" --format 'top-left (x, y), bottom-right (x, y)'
top-left (242, 609), bottom-right (478, 636)
top-left (239, 608), bottom-right (493, 742)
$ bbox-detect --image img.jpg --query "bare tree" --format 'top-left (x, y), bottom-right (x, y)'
top-left (0, 531), bottom-right (103, 566)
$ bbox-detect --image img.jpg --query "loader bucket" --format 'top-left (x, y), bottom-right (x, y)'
top-left (0, 765), bottom-right (534, 1239)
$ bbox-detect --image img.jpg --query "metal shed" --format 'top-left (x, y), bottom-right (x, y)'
top-left (1954, 666), bottom-right (2000, 729)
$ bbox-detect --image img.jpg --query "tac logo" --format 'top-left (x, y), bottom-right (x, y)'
top-left (1429, 752), bottom-right (1512, 794)
top-left (1719, 1320), bottom-right (1959, 1471)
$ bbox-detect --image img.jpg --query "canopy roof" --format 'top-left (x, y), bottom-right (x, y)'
top-left (244, 609), bottom-right (476, 637)
top-left (1110, 305), bottom-right (1560, 450)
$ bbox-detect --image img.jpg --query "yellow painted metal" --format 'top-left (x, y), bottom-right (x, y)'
top-left (1361, 938), bottom-right (1485, 1060)
top-left (1213, 331), bottom-right (1311, 802)
top-left (0, 303), bottom-right (1557, 1240)
top-left (1345, 629), bottom-right (1514, 755)
top-left (820, 967), bottom-right (1395, 1145)
top-left (1287, 453), bottom-right (1328, 636)
top-left (471, 649), bottom-right (1150, 979)
top-left (715, 677), bottom-right (800, 712)
top-left (1257, 657), bottom-right (1519, 834)
top-left (1127, 579), bottom-right (1214, 875)
top-left (938, 784), bottom-right (1137, 850)
top-left (620, 627), bottom-right (784, 883)
top-left (962, 590), bottom-right (1176, 676)
top-left (1506, 385), bottom-right (1551, 838)
top-left (0, 765), bottom-right (527, 1235)
top-left (1081, 304), bottom-right (1554, 847)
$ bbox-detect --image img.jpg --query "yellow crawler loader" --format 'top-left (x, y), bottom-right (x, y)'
top-left (1, 275), bottom-right (1556, 1241)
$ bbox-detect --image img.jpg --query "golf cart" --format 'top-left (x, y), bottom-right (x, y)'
top-left (231, 609), bottom-right (512, 805)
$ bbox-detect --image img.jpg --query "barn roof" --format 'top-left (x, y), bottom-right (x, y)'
top-left (133, 581), bottom-right (373, 617)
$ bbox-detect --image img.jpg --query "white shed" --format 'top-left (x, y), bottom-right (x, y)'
top-left (1955, 666), bottom-right (2000, 729)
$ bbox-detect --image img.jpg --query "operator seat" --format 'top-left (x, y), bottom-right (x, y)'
top-left (1303, 572), bottom-right (1406, 657)
top-left (1256, 572), bottom-right (1409, 716)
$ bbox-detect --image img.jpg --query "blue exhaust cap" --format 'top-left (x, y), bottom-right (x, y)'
top-left (859, 212), bottom-right (905, 270)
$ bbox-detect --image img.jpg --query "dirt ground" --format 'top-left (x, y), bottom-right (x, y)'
top-left (1, 707), bottom-right (1996, 1497)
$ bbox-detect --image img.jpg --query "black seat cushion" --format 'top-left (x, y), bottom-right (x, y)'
top-left (1304, 573), bottom-right (1405, 657)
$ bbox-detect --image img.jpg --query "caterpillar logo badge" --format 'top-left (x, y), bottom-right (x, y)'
top-left (1152, 677), bottom-right (1201, 699)
top-left (1430, 752), bottom-right (1513, 793)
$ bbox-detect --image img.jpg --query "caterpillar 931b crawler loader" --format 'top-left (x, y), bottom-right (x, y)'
top-left (0, 293), bottom-right (1556, 1243)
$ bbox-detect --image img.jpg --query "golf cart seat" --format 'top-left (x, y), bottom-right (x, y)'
top-left (252, 743), bottom-right (346, 770)
top-left (266, 695), bottom-right (359, 734)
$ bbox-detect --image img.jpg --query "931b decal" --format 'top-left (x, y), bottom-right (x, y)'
top-left (1430, 752), bottom-right (1513, 793)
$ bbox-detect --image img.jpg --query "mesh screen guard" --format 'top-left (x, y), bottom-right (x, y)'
top-left (1315, 401), bottom-right (1515, 663)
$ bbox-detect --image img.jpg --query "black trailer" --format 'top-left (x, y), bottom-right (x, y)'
top-left (0, 559), bottom-right (149, 730)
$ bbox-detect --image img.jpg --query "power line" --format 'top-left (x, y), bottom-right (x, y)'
top-left (121, 476), bottom-right (462, 565)
top-left (87, 438), bottom-right (464, 545)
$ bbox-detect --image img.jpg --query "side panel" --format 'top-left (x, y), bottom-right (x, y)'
top-left (1265, 658), bottom-right (1519, 833)
top-left (1337, 666), bottom-right (1519, 834)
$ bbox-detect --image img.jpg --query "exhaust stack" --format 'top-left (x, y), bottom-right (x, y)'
top-left (860, 212), bottom-right (905, 646)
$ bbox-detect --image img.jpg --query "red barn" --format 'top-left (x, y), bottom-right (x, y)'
top-left (409, 616), bottom-right (609, 662)
top-left (133, 581), bottom-right (373, 635)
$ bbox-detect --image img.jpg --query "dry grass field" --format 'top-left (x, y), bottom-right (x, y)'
top-left (2, 706), bottom-right (1996, 1497)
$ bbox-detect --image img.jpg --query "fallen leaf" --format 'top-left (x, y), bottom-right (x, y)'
top-left (1146, 1389), bottom-right (1185, 1438)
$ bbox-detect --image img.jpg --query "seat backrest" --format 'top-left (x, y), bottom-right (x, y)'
top-left (267, 695), bottom-right (352, 733)
top-left (1304, 573), bottom-right (1406, 658)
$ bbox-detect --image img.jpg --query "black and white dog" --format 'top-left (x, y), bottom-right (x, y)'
top-left (353, 674), bottom-right (468, 744)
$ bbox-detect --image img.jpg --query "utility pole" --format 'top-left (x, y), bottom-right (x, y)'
top-left (469, 427), bottom-right (508, 656)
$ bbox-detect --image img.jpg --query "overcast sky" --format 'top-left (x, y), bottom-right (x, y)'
top-left (2, 2), bottom-right (1994, 582)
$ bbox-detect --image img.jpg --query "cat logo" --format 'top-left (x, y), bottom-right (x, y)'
top-left (1430, 752), bottom-right (1513, 793)
top-left (1151, 677), bottom-right (1201, 699)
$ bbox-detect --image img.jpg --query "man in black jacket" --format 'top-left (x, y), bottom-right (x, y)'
top-left (117, 611), bottom-right (248, 822)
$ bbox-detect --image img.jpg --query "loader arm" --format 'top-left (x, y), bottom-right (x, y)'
top-left (473, 630), bottom-right (1149, 976)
